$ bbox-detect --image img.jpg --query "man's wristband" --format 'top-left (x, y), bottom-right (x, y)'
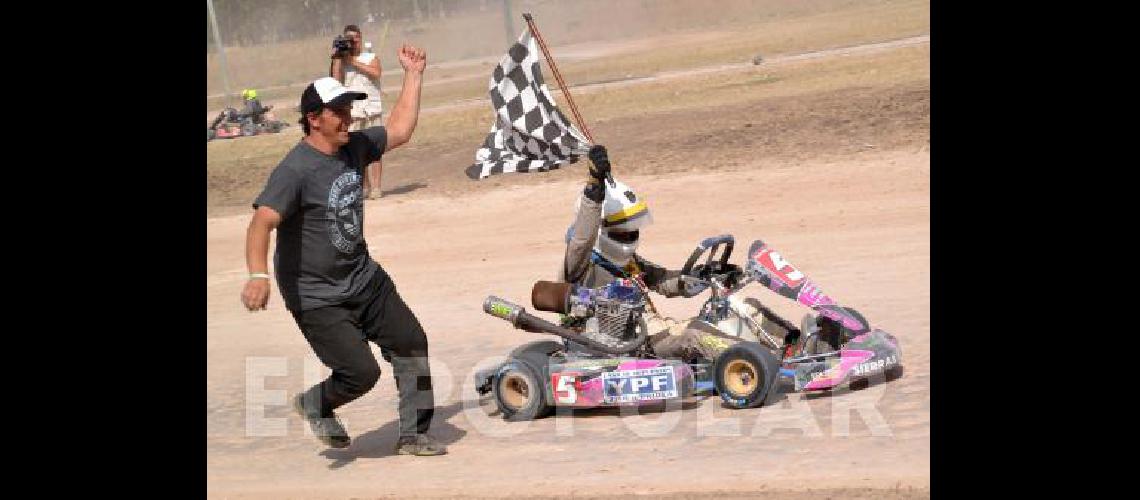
top-left (249, 273), bottom-right (271, 280)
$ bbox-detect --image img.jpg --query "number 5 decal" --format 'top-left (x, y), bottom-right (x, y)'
top-left (552, 373), bottom-right (577, 404)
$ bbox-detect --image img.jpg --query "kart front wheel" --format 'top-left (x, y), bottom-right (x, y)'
top-left (714, 342), bottom-right (779, 409)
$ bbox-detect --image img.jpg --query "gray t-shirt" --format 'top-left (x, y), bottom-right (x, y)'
top-left (253, 127), bottom-right (388, 311)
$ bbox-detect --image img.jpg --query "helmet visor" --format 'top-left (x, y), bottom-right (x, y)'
top-left (607, 229), bottom-right (639, 244)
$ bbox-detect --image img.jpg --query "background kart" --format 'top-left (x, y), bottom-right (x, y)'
top-left (207, 104), bottom-right (289, 141)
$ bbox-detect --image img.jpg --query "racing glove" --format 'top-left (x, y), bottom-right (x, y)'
top-left (584, 145), bottom-right (611, 202)
top-left (680, 275), bottom-right (709, 297)
top-left (587, 145), bottom-right (611, 182)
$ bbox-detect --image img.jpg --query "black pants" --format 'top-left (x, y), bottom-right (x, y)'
top-left (291, 268), bottom-right (434, 437)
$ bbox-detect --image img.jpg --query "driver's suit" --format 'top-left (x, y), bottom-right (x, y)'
top-left (558, 186), bottom-right (744, 362)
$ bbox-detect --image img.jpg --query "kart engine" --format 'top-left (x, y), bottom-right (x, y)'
top-left (533, 280), bottom-right (648, 351)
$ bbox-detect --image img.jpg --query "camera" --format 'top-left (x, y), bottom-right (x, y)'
top-left (332, 35), bottom-right (353, 54)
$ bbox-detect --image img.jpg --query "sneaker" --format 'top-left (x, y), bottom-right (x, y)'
top-left (292, 393), bottom-right (351, 449)
top-left (395, 434), bottom-right (447, 456)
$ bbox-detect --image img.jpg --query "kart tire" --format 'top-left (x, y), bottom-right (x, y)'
top-left (797, 316), bottom-right (846, 356)
top-left (207, 129), bottom-right (216, 141)
top-left (714, 341), bottom-right (779, 409)
top-left (509, 340), bottom-right (563, 361)
top-left (493, 358), bottom-right (551, 422)
top-left (493, 341), bottom-right (560, 421)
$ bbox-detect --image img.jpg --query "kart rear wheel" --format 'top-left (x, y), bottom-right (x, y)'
top-left (509, 340), bottom-right (563, 360)
top-left (714, 342), bottom-right (779, 409)
top-left (493, 359), bottom-right (551, 421)
top-left (493, 341), bottom-right (560, 421)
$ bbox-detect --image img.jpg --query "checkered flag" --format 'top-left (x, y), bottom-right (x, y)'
top-left (465, 28), bottom-right (592, 180)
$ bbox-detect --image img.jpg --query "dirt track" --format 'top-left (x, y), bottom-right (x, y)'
top-left (206, 146), bottom-right (929, 497)
top-left (207, 61), bottom-right (929, 213)
top-left (207, 6), bottom-right (930, 493)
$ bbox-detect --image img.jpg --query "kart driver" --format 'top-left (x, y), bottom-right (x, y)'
top-left (559, 145), bottom-right (752, 363)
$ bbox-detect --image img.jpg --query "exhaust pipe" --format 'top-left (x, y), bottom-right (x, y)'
top-left (484, 295), bottom-right (526, 326)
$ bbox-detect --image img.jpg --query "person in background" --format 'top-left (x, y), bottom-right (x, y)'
top-left (331, 24), bottom-right (386, 200)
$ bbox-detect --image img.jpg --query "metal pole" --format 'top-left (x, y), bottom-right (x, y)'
top-left (502, 0), bottom-right (515, 48)
top-left (379, 19), bottom-right (390, 52)
top-left (206, 0), bottom-right (233, 108)
top-left (378, 19), bottom-right (390, 98)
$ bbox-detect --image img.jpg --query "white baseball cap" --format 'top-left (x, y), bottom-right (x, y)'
top-left (300, 77), bottom-right (366, 114)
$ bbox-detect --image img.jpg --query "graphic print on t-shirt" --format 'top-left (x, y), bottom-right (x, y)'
top-left (326, 171), bottom-right (363, 253)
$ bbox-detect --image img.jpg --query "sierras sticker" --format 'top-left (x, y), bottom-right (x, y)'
top-left (850, 355), bottom-right (898, 377)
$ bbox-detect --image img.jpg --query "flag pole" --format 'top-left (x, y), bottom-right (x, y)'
top-left (522, 13), bottom-right (660, 314)
top-left (522, 13), bottom-right (594, 144)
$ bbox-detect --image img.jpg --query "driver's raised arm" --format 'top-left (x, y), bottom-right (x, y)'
top-left (562, 184), bottom-right (603, 283)
top-left (561, 146), bottom-right (612, 283)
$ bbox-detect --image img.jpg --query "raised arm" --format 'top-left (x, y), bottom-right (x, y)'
top-left (563, 186), bottom-right (604, 283)
top-left (383, 44), bottom-right (426, 151)
top-left (561, 146), bottom-right (612, 283)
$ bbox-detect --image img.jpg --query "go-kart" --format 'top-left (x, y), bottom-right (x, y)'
top-left (473, 235), bottom-right (902, 420)
top-left (207, 103), bottom-right (288, 142)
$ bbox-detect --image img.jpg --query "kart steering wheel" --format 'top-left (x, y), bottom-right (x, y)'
top-left (680, 234), bottom-right (735, 279)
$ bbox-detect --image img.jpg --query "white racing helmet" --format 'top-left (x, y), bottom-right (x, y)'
top-left (594, 178), bottom-right (652, 266)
